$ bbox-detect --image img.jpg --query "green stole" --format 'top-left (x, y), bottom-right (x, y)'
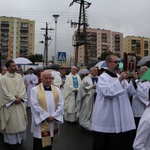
top-left (38, 83), bottom-right (59, 148)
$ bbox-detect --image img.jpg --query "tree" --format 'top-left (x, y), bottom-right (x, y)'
top-left (99, 51), bottom-right (113, 60)
top-left (28, 54), bottom-right (43, 64)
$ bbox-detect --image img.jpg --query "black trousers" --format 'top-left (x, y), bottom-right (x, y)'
top-left (93, 131), bottom-right (133, 150)
top-left (132, 117), bottom-right (141, 142)
top-left (33, 138), bottom-right (53, 150)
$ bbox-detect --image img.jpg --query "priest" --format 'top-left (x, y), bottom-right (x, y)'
top-left (76, 67), bottom-right (98, 130)
top-left (0, 60), bottom-right (27, 149)
top-left (30, 71), bottom-right (64, 150)
top-left (63, 66), bottom-right (81, 122)
top-left (23, 68), bottom-right (38, 107)
top-left (53, 68), bottom-right (67, 97)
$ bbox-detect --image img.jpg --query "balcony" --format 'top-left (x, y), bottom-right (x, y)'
top-left (21, 23), bottom-right (28, 28)
top-left (1, 26), bottom-right (9, 30)
top-left (102, 42), bottom-right (107, 45)
top-left (20, 49), bottom-right (28, 52)
top-left (20, 33), bottom-right (28, 37)
top-left (115, 39), bottom-right (120, 42)
top-left (20, 27), bottom-right (28, 31)
top-left (20, 43), bottom-right (28, 46)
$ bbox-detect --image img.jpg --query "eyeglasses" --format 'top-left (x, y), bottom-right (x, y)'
top-left (109, 61), bottom-right (120, 63)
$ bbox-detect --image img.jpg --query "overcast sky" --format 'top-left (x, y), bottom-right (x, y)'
top-left (1, 0), bottom-right (150, 60)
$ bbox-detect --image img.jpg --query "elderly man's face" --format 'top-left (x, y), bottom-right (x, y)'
top-left (91, 68), bottom-right (98, 76)
top-left (41, 73), bottom-right (52, 87)
top-left (71, 67), bottom-right (77, 75)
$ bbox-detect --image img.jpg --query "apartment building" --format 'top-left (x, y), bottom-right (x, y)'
top-left (123, 36), bottom-right (150, 58)
top-left (0, 16), bottom-right (35, 60)
top-left (73, 28), bottom-right (123, 65)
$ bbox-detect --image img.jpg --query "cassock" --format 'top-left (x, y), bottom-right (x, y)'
top-left (92, 70), bottom-right (136, 150)
top-left (76, 74), bottom-right (98, 130)
top-left (30, 83), bottom-right (64, 150)
top-left (133, 107), bottom-right (150, 150)
top-left (63, 73), bottom-right (81, 122)
top-left (53, 74), bottom-right (67, 98)
top-left (132, 81), bottom-right (150, 124)
top-left (0, 72), bottom-right (27, 144)
top-left (24, 73), bottom-right (38, 107)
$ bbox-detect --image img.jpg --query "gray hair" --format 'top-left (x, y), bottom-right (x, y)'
top-left (90, 67), bottom-right (97, 71)
top-left (41, 70), bottom-right (52, 78)
top-left (140, 66), bottom-right (148, 73)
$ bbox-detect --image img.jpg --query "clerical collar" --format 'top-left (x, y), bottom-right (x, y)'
top-left (60, 74), bottom-right (66, 78)
top-left (105, 70), bottom-right (117, 77)
top-left (43, 85), bottom-right (52, 91)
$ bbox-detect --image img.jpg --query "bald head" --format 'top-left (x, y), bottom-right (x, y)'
top-left (71, 66), bottom-right (78, 75)
top-left (41, 70), bottom-right (51, 78)
top-left (139, 66), bottom-right (148, 77)
top-left (90, 67), bottom-right (98, 77)
top-left (41, 71), bottom-right (52, 86)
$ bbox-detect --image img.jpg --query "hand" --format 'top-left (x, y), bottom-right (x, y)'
top-left (74, 89), bottom-right (78, 93)
top-left (30, 80), bottom-right (33, 84)
top-left (46, 116), bottom-right (54, 122)
top-left (60, 83), bottom-right (64, 88)
top-left (92, 85), bottom-right (96, 89)
top-left (14, 97), bottom-right (22, 104)
top-left (119, 71), bottom-right (128, 82)
top-left (133, 72), bottom-right (138, 80)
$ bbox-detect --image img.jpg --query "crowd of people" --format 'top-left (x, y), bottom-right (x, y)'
top-left (0, 53), bottom-right (150, 150)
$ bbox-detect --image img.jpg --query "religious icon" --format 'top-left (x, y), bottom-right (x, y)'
top-left (123, 53), bottom-right (136, 78)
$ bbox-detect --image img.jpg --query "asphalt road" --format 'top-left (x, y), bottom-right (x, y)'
top-left (0, 109), bottom-right (93, 150)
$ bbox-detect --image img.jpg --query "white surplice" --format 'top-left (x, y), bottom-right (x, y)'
top-left (24, 73), bottom-right (38, 107)
top-left (76, 74), bottom-right (98, 130)
top-left (92, 72), bottom-right (136, 133)
top-left (133, 106), bottom-right (150, 150)
top-left (132, 81), bottom-right (150, 117)
top-left (63, 73), bottom-right (81, 122)
top-left (30, 83), bottom-right (64, 138)
top-left (53, 74), bottom-right (67, 98)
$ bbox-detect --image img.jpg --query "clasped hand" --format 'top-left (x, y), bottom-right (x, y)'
top-left (14, 96), bottom-right (22, 104)
top-left (119, 71), bottom-right (128, 82)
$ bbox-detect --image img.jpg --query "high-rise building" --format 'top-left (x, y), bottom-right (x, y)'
top-left (123, 36), bottom-right (150, 57)
top-left (0, 16), bottom-right (35, 60)
top-left (73, 28), bottom-right (123, 65)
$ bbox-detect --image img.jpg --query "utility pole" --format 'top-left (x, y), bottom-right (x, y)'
top-left (41, 23), bottom-right (54, 67)
top-left (70, 0), bottom-right (91, 66)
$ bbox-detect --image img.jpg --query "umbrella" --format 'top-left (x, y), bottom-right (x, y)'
top-left (119, 62), bottom-right (123, 70)
top-left (137, 55), bottom-right (150, 66)
top-left (78, 68), bottom-right (90, 75)
top-left (13, 57), bottom-right (33, 71)
top-left (95, 61), bottom-right (108, 69)
top-left (44, 64), bottom-right (62, 70)
top-left (86, 60), bottom-right (100, 70)
top-left (140, 68), bottom-right (150, 81)
top-left (46, 69), bottom-right (60, 78)
top-left (13, 57), bottom-right (33, 65)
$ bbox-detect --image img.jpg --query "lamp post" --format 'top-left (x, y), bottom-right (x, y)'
top-left (53, 14), bottom-right (59, 64)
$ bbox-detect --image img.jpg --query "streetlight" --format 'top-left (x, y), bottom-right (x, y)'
top-left (53, 14), bottom-right (59, 64)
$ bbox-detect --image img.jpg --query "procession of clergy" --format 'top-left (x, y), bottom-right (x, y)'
top-left (0, 53), bottom-right (150, 150)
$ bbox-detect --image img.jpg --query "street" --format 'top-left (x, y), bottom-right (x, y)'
top-left (0, 109), bottom-right (93, 150)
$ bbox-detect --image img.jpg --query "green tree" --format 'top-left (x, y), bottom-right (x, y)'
top-left (99, 51), bottom-right (113, 60)
top-left (28, 54), bottom-right (43, 64)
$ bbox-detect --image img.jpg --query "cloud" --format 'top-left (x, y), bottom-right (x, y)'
top-left (0, 0), bottom-right (150, 60)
